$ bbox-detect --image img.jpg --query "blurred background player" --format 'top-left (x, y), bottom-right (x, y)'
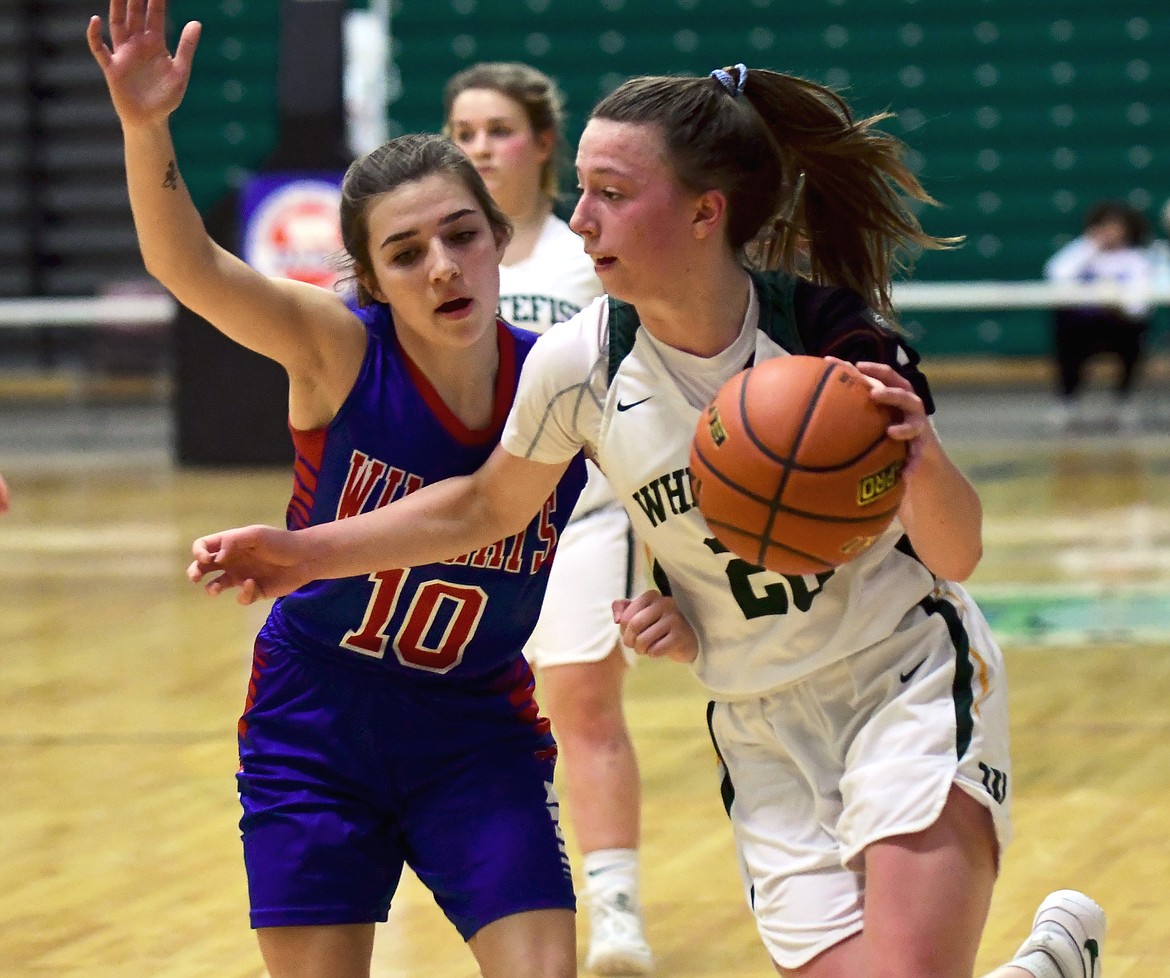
top-left (1042, 199), bottom-right (1153, 431)
top-left (444, 61), bottom-right (653, 976)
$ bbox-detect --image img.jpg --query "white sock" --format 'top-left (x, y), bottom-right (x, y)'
top-left (582, 847), bottom-right (639, 901)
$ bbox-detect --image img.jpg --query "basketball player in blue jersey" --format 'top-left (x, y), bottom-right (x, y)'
top-left (445, 63), bottom-right (653, 976)
top-left (191, 65), bottom-right (1106, 978)
top-left (89, 4), bottom-right (585, 977)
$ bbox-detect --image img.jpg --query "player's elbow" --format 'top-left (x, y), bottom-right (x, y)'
top-left (484, 500), bottom-right (535, 541)
top-left (474, 476), bottom-right (537, 542)
top-left (929, 542), bottom-right (982, 583)
top-left (474, 450), bottom-right (568, 542)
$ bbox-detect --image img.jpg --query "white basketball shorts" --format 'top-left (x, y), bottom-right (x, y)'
top-left (523, 500), bottom-right (640, 669)
top-left (706, 583), bottom-right (1013, 970)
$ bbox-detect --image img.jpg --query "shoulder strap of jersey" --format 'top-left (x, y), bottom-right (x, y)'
top-left (606, 270), bottom-right (804, 383)
top-left (748, 269), bottom-right (804, 354)
top-left (606, 296), bottom-right (640, 385)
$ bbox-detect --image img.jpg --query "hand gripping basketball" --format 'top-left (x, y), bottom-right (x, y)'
top-left (689, 355), bottom-right (907, 575)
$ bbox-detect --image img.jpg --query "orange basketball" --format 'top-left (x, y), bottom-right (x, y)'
top-left (689, 355), bottom-right (908, 576)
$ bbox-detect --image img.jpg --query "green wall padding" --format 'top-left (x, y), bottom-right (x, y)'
top-left (389, 1), bottom-right (1169, 355)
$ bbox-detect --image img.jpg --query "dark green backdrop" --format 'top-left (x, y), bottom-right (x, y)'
top-left (168, 1), bottom-right (1170, 356)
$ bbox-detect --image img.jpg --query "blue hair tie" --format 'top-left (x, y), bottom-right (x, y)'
top-left (710, 63), bottom-right (748, 97)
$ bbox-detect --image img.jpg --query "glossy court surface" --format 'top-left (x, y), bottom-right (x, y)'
top-left (1, 382), bottom-right (1168, 977)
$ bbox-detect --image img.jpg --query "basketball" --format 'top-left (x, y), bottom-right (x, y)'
top-left (689, 355), bottom-right (908, 576)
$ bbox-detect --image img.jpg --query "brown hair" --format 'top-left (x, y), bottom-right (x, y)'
top-left (442, 61), bottom-right (566, 200)
top-left (1083, 199), bottom-right (1150, 248)
top-left (337, 132), bottom-right (512, 306)
top-left (590, 65), bottom-right (958, 318)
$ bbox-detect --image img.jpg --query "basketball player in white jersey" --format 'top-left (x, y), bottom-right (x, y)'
top-left (444, 63), bottom-right (652, 975)
top-left (192, 65), bottom-right (1105, 978)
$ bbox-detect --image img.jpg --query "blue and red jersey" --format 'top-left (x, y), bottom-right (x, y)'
top-left (267, 302), bottom-right (587, 691)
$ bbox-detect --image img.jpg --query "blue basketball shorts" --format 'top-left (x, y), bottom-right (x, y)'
top-left (237, 631), bottom-right (575, 939)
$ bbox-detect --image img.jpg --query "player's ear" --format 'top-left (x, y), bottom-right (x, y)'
top-left (492, 222), bottom-right (511, 257)
top-left (533, 127), bottom-right (556, 165)
top-left (358, 269), bottom-right (387, 304)
top-left (692, 189), bottom-right (727, 241)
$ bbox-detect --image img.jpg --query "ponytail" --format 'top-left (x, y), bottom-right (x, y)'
top-left (738, 67), bottom-right (957, 317)
top-left (592, 66), bottom-right (959, 319)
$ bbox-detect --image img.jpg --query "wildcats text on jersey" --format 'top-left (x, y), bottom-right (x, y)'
top-left (338, 449), bottom-right (563, 576)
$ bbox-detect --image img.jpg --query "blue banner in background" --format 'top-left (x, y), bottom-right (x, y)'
top-left (240, 173), bottom-right (345, 290)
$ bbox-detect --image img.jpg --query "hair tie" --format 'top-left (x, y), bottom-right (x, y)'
top-left (710, 63), bottom-right (748, 97)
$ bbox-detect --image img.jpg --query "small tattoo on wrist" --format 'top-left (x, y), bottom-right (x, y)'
top-left (163, 160), bottom-right (179, 190)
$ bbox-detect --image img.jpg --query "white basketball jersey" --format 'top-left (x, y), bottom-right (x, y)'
top-left (498, 213), bottom-right (603, 332)
top-left (499, 213), bottom-right (614, 517)
top-left (502, 289), bottom-right (938, 699)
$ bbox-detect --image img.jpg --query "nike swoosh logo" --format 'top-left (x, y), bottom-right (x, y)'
top-left (899, 657), bottom-right (927, 683)
top-left (1085, 938), bottom-right (1099, 976)
top-left (616, 396), bottom-right (652, 412)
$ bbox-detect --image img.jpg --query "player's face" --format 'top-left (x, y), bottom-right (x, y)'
top-left (571, 119), bottom-right (705, 305)
top-left (362, 173), bottom-right (505, 350)
top-left (447, 88), bottom-right (552, 217)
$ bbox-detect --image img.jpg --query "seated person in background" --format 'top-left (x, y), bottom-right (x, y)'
top-left (1043, 200), bottom-right (1153, 431)
top-left (1147, 197), bottom-right (1170, 289)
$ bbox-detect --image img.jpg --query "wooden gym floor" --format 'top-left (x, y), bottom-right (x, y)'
top-left (1, 381), bottom-right (1168, 977)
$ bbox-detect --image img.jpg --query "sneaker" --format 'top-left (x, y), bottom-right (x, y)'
top-left (1046, 401), bottom-right (1087, 434)
top-left (1013, 889), bottom-right (1106, 978)
top-left (1117, 402), bottom-right (1141, 433)
top-left (585, 889), bottom-right (654, 975)
top-left (1046, 402), bottom-right (1074, 433)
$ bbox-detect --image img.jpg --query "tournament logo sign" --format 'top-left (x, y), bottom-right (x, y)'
top-left (241, 174), bottom-right (345, 290)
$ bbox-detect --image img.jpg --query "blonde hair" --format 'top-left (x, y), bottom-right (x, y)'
top-left (443, 61), bottom-right (566, 200)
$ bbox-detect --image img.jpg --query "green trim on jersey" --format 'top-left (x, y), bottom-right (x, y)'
top-left (920, 595), bottom-right (975, 760)
top-left (650, 559), bottom-right (673, 597)
top-left (705, 701), bottom-right (736, 819)
top-left (606, 270), bottom-right (803, 383)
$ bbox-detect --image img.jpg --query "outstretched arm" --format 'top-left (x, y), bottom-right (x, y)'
top-left (87, 0), bottom-right (363, 415)
top-left (190, 446), bottom-right (572, 603)
top-left (855, 360), bottom-right (984, 582)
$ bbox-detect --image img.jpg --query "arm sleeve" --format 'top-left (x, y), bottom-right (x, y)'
top-left (793, 280), bottom-right (935, 415)
top-left (501, 298), bottom-right (609, 464)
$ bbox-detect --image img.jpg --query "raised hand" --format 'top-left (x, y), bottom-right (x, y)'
top-left (86, 0), bottom-right (202, 127)
top-left (188, 525), bottom-right (315, 605)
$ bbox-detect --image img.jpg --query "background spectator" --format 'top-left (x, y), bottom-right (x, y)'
top-left (1043, 199), bottom-right (1153, 431)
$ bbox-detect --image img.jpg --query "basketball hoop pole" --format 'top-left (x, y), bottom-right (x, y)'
top-left (268, 0), bottom-right (351, 171)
